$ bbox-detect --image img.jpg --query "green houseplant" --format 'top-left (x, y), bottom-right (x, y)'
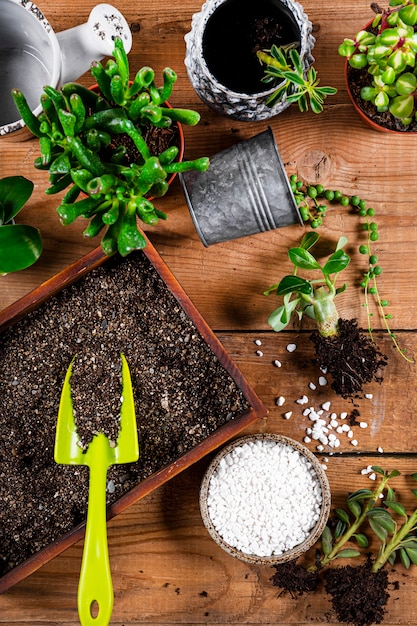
top-left (0, 176), bottom-right (42, 274)
top-left (338, 0), bottom-right (417, 131)
top-left (257, 44), bottom-right (337, 113)
top-left (12, 37), bottom-right (209, 256)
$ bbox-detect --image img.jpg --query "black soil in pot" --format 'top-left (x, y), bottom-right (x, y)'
top-left (0, 251), bottom-right (250, 577)
top-left (202, 0), bottom-right (301, 94)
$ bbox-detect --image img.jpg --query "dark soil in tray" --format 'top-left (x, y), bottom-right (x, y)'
top-left (0, 251), bottom-right (250, 577)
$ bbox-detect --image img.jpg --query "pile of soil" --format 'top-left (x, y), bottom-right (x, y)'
top-left (0, 251), bottom-right (250, 577)
top-left (324, 562), bottom-right (390, 626)
top-left (310, 319), bottom-right (387, 398)
top-left (271, 559), bottom-right (390, 626)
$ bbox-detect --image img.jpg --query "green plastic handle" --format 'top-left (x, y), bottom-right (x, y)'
top-left (78, 434), bottom-right (113, 626)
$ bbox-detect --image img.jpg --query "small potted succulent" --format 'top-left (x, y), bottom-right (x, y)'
top-left (12, 37), bottom-right (209, 256)
top-left (0, 176), bottom-right (42, 275)
top-left (338, 0), bottom-right (417, 132)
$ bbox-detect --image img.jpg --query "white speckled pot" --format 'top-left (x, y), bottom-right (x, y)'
top-left (184, 0), bottom-right (315, 121)
top-left (0, 1), bottom-right (131, 138)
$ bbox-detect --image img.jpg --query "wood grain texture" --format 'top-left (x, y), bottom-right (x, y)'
top-left (1, 0), bottom-right (417, 622)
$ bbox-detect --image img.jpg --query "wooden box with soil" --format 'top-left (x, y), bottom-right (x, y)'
top-left (0, 240), bottom-right (266, 593)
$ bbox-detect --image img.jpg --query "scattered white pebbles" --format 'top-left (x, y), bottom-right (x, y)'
top-left (204, 438), bottom-right (323, 557)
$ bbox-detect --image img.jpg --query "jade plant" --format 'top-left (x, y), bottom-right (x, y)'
top-left (257, 44), bottom-right (337, 113)
top-left (0, 176), bottom-right (42, 274)
top-left (12, 37), bottom-right (209, 256)
top-left (338, 0), bottom-right (417, 125)
top-left (271, 467), bottom-right (417, 626)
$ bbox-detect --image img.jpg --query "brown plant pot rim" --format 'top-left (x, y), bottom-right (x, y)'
top-left (0, 238), bottom-right (266, 594)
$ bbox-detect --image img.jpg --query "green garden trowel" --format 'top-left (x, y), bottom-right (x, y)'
top-left (54, 353), bottom-right (139, 626)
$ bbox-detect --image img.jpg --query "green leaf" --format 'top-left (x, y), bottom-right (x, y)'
top-left (268, 299), bottom-right (300, 332)
top-left (400, 547), bottom-right (411, 569)
top-left (288, 247), bottom-right (321, 270)
top-left (384, 500), bottom-right (407, 517)
top-left (0, 176), bottom-right (34, 224)
top-left (371, 466), bottom-right (385, 476)
top-left (347, 498), bottom-right (362, 519)
top-left (323, 249), bottom-right (350, 275)
top-left (368, 516), bottom-right (388, 543)
top-left (388, 469), bottom-right (401, 478)
top-left (335, 508), bottom-right (350, 524)
top-left (405, 547), bottom-right (417, 565)
top-left (277, 275), bottom-right (313, 296)
top-left (0, 224), bottom-right (42, 273)
top-left (367, 508), bottom-right (396, 533)
top-left (395, 72), bottom-right (417, 95)
top-left (300, 231), bottom-right (320, 250)
top-left (321, 525), bottom-right (333, 556)
top-left (334, 519), bottom-right (347, 540)
top-left (399, 4), bottom-right (417, 25)
top-left (335, 549), bottom-right (361, 559)
top-left (348, 488), bottom-right (374, 502)
top-left (354, 533), bottom-right (369, 548)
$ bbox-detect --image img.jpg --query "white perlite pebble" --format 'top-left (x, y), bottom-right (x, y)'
top-left (276, 396), bottom-right (285, 407)
top-left (254, 339), bottom-right (262, 346)
top-left (256, 350), bottom-right (264, 357)
top-left (318, 376), bottom-right (328, 386)
top-left (284, 411), bottom-right (293, 420)
top-left (206, 440), bottom-right (322, 557)
top-left (274, 360), bottom-right (282, 368)
top-left (286, 343), bottom-right (297, 352)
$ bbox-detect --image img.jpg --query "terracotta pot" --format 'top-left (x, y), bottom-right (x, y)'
top-left (0, 239), bottom-right (266, 593)
top-left (344, 60), bottom-right (399, 133)
top-left (344, 20), bottom-right (416, 134)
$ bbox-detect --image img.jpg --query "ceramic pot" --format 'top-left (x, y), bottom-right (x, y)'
top-left (184, 0), bottom-right (315, 121)
top-left (179, 127), bottom-right (302, 246)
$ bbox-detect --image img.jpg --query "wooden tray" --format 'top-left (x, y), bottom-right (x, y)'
top-left (0, 237), bottom-right (266, 593)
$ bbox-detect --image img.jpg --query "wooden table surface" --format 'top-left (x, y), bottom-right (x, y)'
top-left (2, 0), bottom-right (417, 623)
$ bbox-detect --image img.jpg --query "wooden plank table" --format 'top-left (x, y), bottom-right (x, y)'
top-left (2, 0), bottom-right (417, 623)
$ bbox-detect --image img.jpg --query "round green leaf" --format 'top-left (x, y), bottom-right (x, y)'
top-left (0, 224), bottom-right (42, 273)
top-left (277, 275), bottom-right (313, 296)
top-left (396, 72), bottom-right (417, 94)
top-left (0, 176), bottom-right (34, 224)
top-left (288, 247), bottom-right (321, 270)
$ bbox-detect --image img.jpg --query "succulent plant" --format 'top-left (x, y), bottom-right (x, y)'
top-left (339, 0), bottom-right (417, 125)
top-left (12, 37), bottom-right (209, 256)
top-left (257, 44), bottom-right (337, 113)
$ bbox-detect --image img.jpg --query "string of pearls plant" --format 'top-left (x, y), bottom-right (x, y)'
top-left (289, 174), bottom-right (412, 362)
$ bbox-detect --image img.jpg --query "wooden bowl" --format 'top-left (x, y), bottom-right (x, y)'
top-left (200, 433), bottom-right (331, 565)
